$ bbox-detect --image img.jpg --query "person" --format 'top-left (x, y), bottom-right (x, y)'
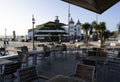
top-left (3, 40), bottom-right (7, 48)
top-left (4, 40), bottom-right (6, 45)
top-left (7, 40), bottom-right (9, 45)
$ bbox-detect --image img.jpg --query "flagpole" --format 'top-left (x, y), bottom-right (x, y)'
top-left (32, 14), bottom-right (35, 50)
top-left (68, 3), bottom-right (70, 40)
top-left (96, 14), bottom-right (98, 24)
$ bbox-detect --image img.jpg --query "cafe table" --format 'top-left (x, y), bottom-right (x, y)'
top-left (0, 59), bottom-right (13, 73)
top-left (85, 56), bottom-right (108, 62)
top-left (47, 75), bottom-right (86, 82)
top-left (27, 50), bottom-right (44, 65)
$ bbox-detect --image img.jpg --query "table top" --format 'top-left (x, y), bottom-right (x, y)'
top-left (0, 59), bottom-right (13, 66)
top-left (47, 75), bottom-right (86, 82)
top-left (27, 50), bottom-right (43, 55)
top-left (85, 56), bottom-right (108, 62)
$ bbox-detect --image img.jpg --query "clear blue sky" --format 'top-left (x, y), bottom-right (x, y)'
top-left (0, 0), bottom-right (120, 36)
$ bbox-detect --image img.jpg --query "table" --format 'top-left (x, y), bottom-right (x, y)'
top-left (50, 47), bottom-right (63, 58)
top-left (47, 75), bottom-right (86, 82)
top-left (0, 59), bottom-right (13, 66)
top-left (84, 56), bottom-right (110, 68)
top-left (85, 56), bottom-right (108, 62)
top-left (83, 56), bottom-right (108, 81)
top-left (0, 59), bottom-right (13, 73)
top-left (27, 50), bottom-right (43, 65)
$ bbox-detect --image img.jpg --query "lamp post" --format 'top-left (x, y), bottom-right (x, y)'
top-left (32, 15), bottom-right (35, 50)
top-left (74, 29), bottom-right (77, 40)
top-left (5, 28), bottom-right (7, 41)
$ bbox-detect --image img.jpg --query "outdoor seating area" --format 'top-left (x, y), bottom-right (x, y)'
top-left (0, 42), bottom-right (120, 82)
top-left (0, 0), bottom-right (120, 82)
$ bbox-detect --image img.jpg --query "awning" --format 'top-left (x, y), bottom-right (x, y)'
top-left (62, 0), bottom-right (120, 14)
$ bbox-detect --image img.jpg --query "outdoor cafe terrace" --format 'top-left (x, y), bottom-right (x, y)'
top-left (0, 41), bottom-right (120, 82)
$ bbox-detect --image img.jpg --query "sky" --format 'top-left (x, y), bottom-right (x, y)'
top-left (0, 0), bottom-right (120, 36)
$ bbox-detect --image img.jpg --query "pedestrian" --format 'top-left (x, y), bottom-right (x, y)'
top-left (3, 40), bottom-right (7, 48)
top-left (7, 40), bottom-right (9, 45)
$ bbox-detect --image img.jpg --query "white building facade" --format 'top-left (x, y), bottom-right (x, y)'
top-left (69, 18), bottom-right (82, 40)
top-left (28, 16), bottom-right (82, 41)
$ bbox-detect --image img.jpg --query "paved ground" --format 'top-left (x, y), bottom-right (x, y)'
top-left (1, 41), bottom-right (120, 82)
top-left (3, 53), bottom-right (120, 82)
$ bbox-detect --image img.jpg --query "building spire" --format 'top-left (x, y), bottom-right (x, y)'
top-left (69, 17), bottom-right (74, 24)
top-left (76, 19), bottom-right (81, 25)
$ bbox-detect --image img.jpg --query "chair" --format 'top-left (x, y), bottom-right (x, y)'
top-left (61, 44), bottom-right (67, 57)
top-left (0, 62), bottom-right (21, 82)
top-left (104, 61), bottom-right (120, 82)
top-left (0, 47), bottom-right (9, 56)
top-left (21, 46), bottom-right (28, 54)
top-left (20, 46), bottom-right (36, 65)
top-left (42, 46), bottom-right (51, 61)
top-left (117, 51), bottom-right (120, 57)
top-left (82, 59), bottom-right (98, 77)
top-left (43, 46), bottom-right (50, 57)
top-left (98, 51), bottom-right (107, 57)
top-left (17, 51), bottom-right (28, 67)
top-left (83, 59), bottom-right (96, 66)
top-left (98, 48), bottom-right (105, 52)
top-left (70, 64), bottom-right (95, 82)
top-left (47, 75), bottom-right (86, 82)
top-left (17, 66), bottom-right (48, 82)
top-left (88, 51), bottom-right (97, 56)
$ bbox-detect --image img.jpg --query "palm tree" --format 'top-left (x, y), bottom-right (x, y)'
top-left (91, 21), bottom-right (98, 31)
top-left (117, 23), bottom-right (120, 34)
top-left (98, 22), bottom-right (106, 47)
top-left (92, 21), bottom-right (106, 47)
top-left (81, 22), bottom-right (91, 47)
top-left (91, 21), bottom-right (99, 40)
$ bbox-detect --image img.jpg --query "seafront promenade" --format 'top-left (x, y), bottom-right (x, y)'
top-left (0, 40), bottom-right (119, 55)
top-left (0, 41), bottom-right (44, 54)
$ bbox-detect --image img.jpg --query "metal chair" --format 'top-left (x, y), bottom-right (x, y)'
top-left (20, 46), bottom-right (28, 54)
top-left (0, 62), bottom-right (21, 82)
top-left (0, 47), bottom-right (9, 56)
top-left (42, 46), bottom-right (51, 61)
top-left (83, 59), bottom-right (96, 66)
top-left (17, 66), bottom-right (48, 82)
top-left (104, 61), bottom-right (120, 82)
top-left (17, 51), bottom-right (29, 67)
top-left (88, 51), bottom-right (97, 56)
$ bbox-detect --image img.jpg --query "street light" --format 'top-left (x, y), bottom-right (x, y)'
top-left (32, 14), bottom-right (35, 50)
top-left (74, 29), bottom-right (77, 40)
top-left (5, 28), bottom-right (7, 41)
